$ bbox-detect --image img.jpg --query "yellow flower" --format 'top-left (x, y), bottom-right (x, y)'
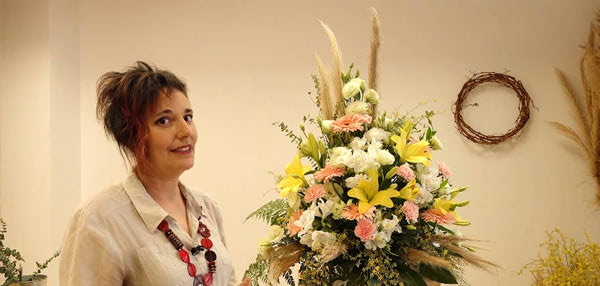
top-left (278, 155), bottom-right (312, 198)
top-left (431, 198), bottom-right (470, 225)
top-left (397, 179), bottom-right (420, 201)
top-left (390, 126), bottom-right (432, 166)
top-left (347, 169), bottom-right (400, 214)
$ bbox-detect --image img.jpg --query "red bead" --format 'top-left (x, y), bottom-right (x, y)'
top-left (198, 222), bottom-right (211, 237)
top-left (179, 249), bottom-right (190, 263)
top-left (187, 263), bottom-right (197, 277)
top-left (157, 220), bottom-right (169, 232)
top-left (204, 250), bottom-right (217, 262)
top-left (203, 273), bottom-right (213, 286)
top-left (201, 238), bottom-right (213, 249)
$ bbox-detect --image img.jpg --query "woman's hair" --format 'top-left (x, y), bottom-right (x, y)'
top-left (96, 61), bottom-right (188, 172)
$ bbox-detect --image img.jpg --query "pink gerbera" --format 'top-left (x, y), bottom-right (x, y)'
top-left (354, 218), bottom-right (376, 242)
top-left (421, 209), bottom-right (456, 225)
top-left (342, 203), bottom-right (375, 220)
top-left (287, 210), bottom-right (304, 236)
top-left (331, 113), bottom-right (372, 133)
top-left (304, 184), bottom-right (326, 203)
top-left (402, 201), bottom-right (419, 223)
top-left (314, 165), bottom-right (345, 182)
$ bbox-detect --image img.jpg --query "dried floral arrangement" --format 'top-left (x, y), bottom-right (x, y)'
top-left (519, 229), bottom-right (600, 285)
top-left (453, 72), bottom-right (533, 145)
top-left (548, 11), bottom-right (600, 207)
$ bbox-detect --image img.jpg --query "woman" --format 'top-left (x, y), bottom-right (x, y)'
top-left (60, 61), bottom-right (249, 286)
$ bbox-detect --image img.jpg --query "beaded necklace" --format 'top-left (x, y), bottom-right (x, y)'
top-left (157, 216), bottom-right (217, 286)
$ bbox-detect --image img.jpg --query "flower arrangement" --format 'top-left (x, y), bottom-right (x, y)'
top-left (243, 8), bottom-right (495, 286)
top-left (519, 229), bottom-right (600, 285)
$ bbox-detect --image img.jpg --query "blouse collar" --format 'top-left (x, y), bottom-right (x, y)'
top-left (122, 171), bottom-right (204, 233)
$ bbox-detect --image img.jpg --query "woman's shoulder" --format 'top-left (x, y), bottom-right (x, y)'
top-left (71, 182), bottom-right (130, 224)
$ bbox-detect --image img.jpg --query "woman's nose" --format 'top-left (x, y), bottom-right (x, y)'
top-left (175, 118), bottom-right (192, 138)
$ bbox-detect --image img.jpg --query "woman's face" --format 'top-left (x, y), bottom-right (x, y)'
top-left (144, 89), bottom-right (197, 177)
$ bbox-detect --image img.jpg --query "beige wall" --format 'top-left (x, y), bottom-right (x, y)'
top-left (2, 0), bottom-right (600, 285)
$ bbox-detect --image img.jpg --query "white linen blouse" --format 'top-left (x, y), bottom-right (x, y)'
top-left (59, 171), bottom-right (237, 286)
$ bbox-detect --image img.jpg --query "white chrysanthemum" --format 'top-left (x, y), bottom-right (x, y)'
top-left (347, 150), bottom-right (379, 173)
top-left (349, 137), bottom-right (367, 151)
top-left (415, 183), bottom-right (434, 206)
top-left (329, 147), bottom-right (352, 167)
top-left (346, 101), bottom-right (370, 115)
top-left (364, 127), bottom-right (391, 144)
top-left (345, 173), bottom-right (368, 188)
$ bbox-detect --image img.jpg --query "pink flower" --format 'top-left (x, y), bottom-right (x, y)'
top-left (287, 210), bottom-right (304, 236)
top-left (402, 201), bottom-right (419, 223)
top-left (331, 113), bottom-right (372, 133)
top-left (438, 162), bottom-right (452, 179)
top-left (354, 218), bottom-right (376, 242)
top-left (304, 184), bottom-right (326, 203)
top-left (342, 203), bottom-right (375, 220)
top-left (421, 209), bottom-right (456, 225)
top-left (314, 165), bottom-right (345, 182)
top-left (396, 163), bottom-right (416, 181)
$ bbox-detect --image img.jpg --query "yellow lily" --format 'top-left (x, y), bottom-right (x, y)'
top-left (278, 155), bottom-right (312, 198)
top-left (397, 179), bottom-right (420, 201)
top-left (347, 169), bottom-right (400, 214)
top-left (432, 198), bottom-right (470, 225)
top-left (390, 127), bottom-right (432, 166)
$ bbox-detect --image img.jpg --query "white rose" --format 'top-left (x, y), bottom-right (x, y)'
top-left (345, 101), bottom-right (370, 115)
top-left (342, 78), bottom-right (365, 99)
top-left (349, 137), bottom-right (367, 151)
top-left (364, 89), bottom-right (380, 104)
top-left (364, 127), bottom-right (391, 144)
top-left (329, 147), bottom-right (352, 167)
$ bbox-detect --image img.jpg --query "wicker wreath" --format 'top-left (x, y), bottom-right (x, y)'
top-left (452, 72), bottom-right (532, 145)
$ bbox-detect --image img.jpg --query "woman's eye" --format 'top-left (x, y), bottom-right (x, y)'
top-left (184, 114), bottom-right (193, 122)
top-left (156, 117), bottom-right (170, 125)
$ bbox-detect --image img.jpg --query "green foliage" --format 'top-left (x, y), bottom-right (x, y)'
top-left (243, 255), bottom-right (272, 286)
top-left (418, 264), bottom-right (458, 284)
top-left (273, 121), bottom-right (303, 147)
top-left (0, 218), bottom-right (59, 286)
top-left (245, 200), bottom-right (289, 225)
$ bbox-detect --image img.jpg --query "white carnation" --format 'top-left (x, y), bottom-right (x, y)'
top-left (345, 173), bottom-right (368, 188)
top-left (364, 127), bottom-right (391, 144)
top-left (347, 150), bottom-right (379, 173)
top-left (329, 147), bottom-right (352, 167)
top-left (375, 149), bottom-right (395, 165)
top-left (349, 137), bottom-right (367, 151)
